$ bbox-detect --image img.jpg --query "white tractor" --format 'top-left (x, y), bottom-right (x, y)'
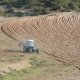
top-left (19, 40), bottom-right (39, 53)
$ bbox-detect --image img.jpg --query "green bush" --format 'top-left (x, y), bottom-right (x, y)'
top-left (8, 7), bottom-right (15, 13)
top-left (1, 0), bottom-right (80, 16)
top-left (15, 11), bottom-right (25, 17)
top-left (0, 8), bottom-right (5, 16)
top-left (32, 6), bottom-right (49, 15)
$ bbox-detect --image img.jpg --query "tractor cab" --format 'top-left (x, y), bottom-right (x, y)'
top-left (25, 40), bottom-right (35, 47)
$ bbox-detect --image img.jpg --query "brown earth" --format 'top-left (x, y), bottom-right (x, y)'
top-left (0, 59), bottom-right (31, 75)
top-left (1, 12), bottom-right (80, 69)
top-left (0, 17), bottom-right (31, 75)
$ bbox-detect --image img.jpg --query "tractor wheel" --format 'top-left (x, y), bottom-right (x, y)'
top-left (36, 49), bottom-right (39, 53)
top-left (23, 47), bottom-right (27, 52)
top-left (29, 49), bottom-right (32, 53)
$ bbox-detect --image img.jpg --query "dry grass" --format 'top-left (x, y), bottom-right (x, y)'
top-left (1, 12), bottom-right (80, 68)
top-left (1, 12), bottom-right (80, 80)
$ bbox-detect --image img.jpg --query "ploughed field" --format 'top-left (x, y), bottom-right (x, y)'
top-left (1, 12), bottom-right (80, 68)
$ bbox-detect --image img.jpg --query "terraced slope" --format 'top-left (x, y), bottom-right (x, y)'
top-left (1, 12), bottom-right (80, 68)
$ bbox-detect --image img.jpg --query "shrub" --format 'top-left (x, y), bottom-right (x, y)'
top-left (15, 11), bottom-right (25, 17)
top-left (32, 6), bottom-right (50, 15)
top-left (7, 7), bottom-right (15, 13)
top-left (0, 8), bottom-right (5, 16)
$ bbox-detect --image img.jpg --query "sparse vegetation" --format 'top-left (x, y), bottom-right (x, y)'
top-left (0, 54), bottom-right (25, 63)
top-left (1, 12), bottom-right (80, 69)
top-left (0, 58), bottom-right (78, 80)
top-left (0, 8), bottom-right (5, 16)
top-left (29, 56), bottom-right (47, 67)
top-left (0, 8), bottom-right (80, 80)
top-left (0, 0), bottom-right (80, 16)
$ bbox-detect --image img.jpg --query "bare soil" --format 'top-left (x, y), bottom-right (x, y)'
top-left (0, 13), bottom-right (80, 80)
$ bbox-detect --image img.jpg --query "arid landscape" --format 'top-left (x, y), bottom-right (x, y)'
top-left (0, 12), bottom-right (80, 80)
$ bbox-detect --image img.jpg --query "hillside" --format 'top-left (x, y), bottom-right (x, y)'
top-left (0, 0), bottom-right (80, 16)
top-left (1, 13), bottom-right (80, 80)
top-left (1, 12), bottom-right (80, 69)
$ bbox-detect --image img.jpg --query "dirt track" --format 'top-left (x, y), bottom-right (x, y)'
top-left (1, 12), bottom-right (80, 68)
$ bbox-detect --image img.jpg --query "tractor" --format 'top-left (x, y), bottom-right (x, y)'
top-left (19, 40), bottom-right (39, 53)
